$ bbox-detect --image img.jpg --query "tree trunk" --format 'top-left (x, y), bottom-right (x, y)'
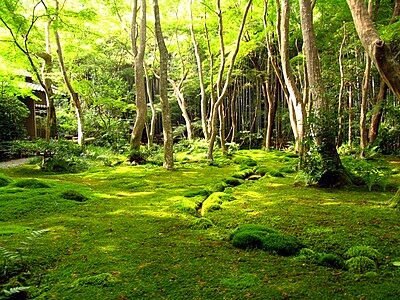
top-left (144, 65), bottom-right (156, 148)
top-left (279, 0), bottom-right (305, 153)
top-left (346, 0), bottom-right (400, 100)
top-left (37, 20), bottom-right (57, 140)
top-left (369, 79), bottom-right (387, 145)
top-left (130, 0), bottom-right (147, 150)
top-left (154, 0), bottom-right (174, 170)
top-left (299, 0), bottom-right (351, 187)
top-left (189, 0), bottom-right (209, 140)
top-left (207, 0), bottom-right (253, 160)
top-left (54, 1), bottom-right (84, 146)
top-left (337, 23), bottom-right (347, 147)
top-left (169, 78), bottom-right (194, 140)
top-left (348, 84), bottom-right (353, 146)
top-left (360, 55), bottom-right (371, 157)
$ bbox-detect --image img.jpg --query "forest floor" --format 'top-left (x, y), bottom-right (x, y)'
top-left (0, 148), bottom-right (399, 299)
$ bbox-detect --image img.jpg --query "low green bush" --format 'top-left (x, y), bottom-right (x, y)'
top-left (317, 253), bottom-right (346, 269)
top-left (344, 245), bottom-right (380, 261)
top-left (230, 224), bottom-right (304, 256)
top-left (61, 190), bottom-right (88, 202)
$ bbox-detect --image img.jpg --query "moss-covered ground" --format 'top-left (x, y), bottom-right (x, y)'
top-left (1, 149), bottom-right (399, 299)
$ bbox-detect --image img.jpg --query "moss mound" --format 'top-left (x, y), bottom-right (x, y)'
top-left (61, 190), bottom-right (88, 202)
top-left (230, 224), bottom-right (304, 256)
top-left (345, 256), bottom-right (376, 273)
top-left (344, 245), bottom-right (380, 261)
top-left (233, 156), bottom-right (257, 167)
top-left (190, 218), bottom-right (214, 230)
top-left (0, 174), bottom-right (12, 187)
top-left (13, 178), bottom-right (51, 189)
top-left (184, 189), bottom-right (210, 198)
top-left (223, 177), bottom-right (243, 187)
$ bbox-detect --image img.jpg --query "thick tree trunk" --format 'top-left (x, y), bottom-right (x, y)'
top-left (346, 0), bottom-right (400, 99)
top-left (299, 0), bottom-right (351, 187)
top-left (130, 0), bottom-right (147, 150)
top-left (154, 0), bottom-right (174, 170)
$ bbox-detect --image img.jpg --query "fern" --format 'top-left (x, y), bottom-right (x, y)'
top-left (1, 286), bottom-right (30, 297)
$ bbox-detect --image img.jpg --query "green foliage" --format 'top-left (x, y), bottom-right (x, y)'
top-left (61, 190), bottom-right (88, 202)
top-left (0, 174), bottom-right (12, 187)
top-left (269, 170), bottom-right (285, 178)
top-left (298, 146), bottom-right (324, 185)
top-left (0, 286), bottom-right (30, 300)
top-left (231, 169), bottom-right (255, 179)
top-left (317, 253), bottom-right (345, 269)
top-left (12, 178), bottom-right (51, 189)
top-left (0, 74), bottom-right (30, 143)
top-left (342, 157), bottom-right (389, 191)
top-left (230, 224), bottom-right (304, 256)
top-left (128, 148), bottom-right (149, 165)
top-left (183, 189), bottom-right (210, 198)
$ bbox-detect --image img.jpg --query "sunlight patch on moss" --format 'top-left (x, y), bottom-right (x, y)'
top-left (107, 209), bottom-right (133, 216)
top-left (97, 245), bottom-right (118, 253)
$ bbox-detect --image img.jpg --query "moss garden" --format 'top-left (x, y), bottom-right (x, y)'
top-left (1, 147), bottom-right (400, 299)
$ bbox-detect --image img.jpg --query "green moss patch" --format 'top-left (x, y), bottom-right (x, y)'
top-left (61, 190), bottom-right (89, 202)
top-left (73, 273), bottom-right (115, 287)
top-left (230, 224), bottom-right (304, 256)
top-left (190, 218), bottom-right (214, 230)
top-left (0, 174), bottom-right (12, 187)
top-left (12, 178), bottom-right (51, 189)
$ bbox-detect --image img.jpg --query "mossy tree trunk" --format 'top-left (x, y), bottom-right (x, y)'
top-left (299, 0), bottom-right (352, 187)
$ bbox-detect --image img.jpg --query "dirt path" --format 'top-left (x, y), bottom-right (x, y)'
top-left (0, 158), bottom-right (32, 169)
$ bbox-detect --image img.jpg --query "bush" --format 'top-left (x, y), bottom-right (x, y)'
top-left (129, 148), bottom-right (149, 165)
top-left (61, 190), bottom-right (88, 202)
top-left (13, 178), bottom-right (51, 189)
top-left (230, 224), bottom-right (304, 256)
top-left (344, 245), bottom-right (380, 262)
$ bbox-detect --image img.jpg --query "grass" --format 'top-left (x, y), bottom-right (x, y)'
top-left (0, 148), bottom-right (399, 299)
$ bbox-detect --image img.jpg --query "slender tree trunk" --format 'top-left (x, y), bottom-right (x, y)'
top-left (346, 0), bottom-right (400, 99)
top-left (169, 78), bottom-right (194, 140)
top-left (37, 20), bottom-right (57, 140)
top-left (154, 0), bottom-right (174, 170)
top-left (54, 1), bottom-right (84, 146)
top-left (360, 55), bottom-right (371, 157)
top-left (130, 0), bottom-right (147, 150)
top-left (189, 0), bottom-right (209, 140)
top-left (144, 65), bottom-right (156, 148)
top-left (337, 23), bottom-right (347, 147)
top-left (207, 0), bottom-right (252, 160)
top-left (279, 0), bottom-right (305, 153)
top-left (369, 79), bottom-right (387, 145)
top-left (230, 79), bottom-right (238, 143)
top-left (299, 0), bottom-right (351, 187)
top-left (348, 84), bottom-right (353, 146)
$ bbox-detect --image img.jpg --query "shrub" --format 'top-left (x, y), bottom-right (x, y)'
top-left (0, 174), bottom-right (12, 187)
top-left (230, 224), bottom-right (304, 256)
top-left (61, 190), bottom-right (88, 202)
top-left (13, 178), bottom-right (51, 189)
top-left (129, 148), bottom-right (149, 165)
